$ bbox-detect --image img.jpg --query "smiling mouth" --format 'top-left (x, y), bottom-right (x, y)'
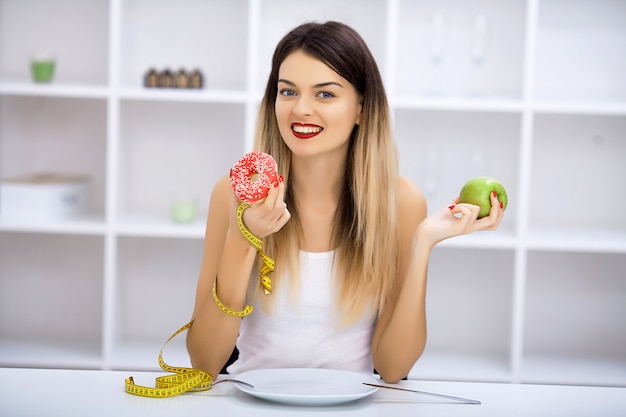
top-left (292, 123), bottom-right (323, 139)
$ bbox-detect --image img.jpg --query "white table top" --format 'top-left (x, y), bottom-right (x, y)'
top-left (1, 367), bottom-right (624, 417)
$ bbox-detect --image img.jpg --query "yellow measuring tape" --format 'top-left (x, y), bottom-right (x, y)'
top-left (124, 320), bottom-right (214, 398)
top-left (125, 203), bottom-right (273, 397)
top-left (236, 202), bottom-right (274, 294)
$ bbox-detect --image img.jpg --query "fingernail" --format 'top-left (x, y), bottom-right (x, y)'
top-left (279, 175), bottom-right (284, 183)
top-left (273, 180), bottom-right (279, 188)
top-left (499, 201), bottom-right (504, 209)
top-left (492, 191), bottom-right (497, 199)
top-left (448, 205), bottom-right (455, 210)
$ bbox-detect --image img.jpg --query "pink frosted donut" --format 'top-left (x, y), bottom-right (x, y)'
top-left (230, 152), bottom-right (278, 203)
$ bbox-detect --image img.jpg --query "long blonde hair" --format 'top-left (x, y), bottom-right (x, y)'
top-left (253, 21), bottom-right (399, 324)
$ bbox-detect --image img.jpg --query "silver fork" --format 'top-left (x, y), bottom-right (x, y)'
top-left (213, 378), bottom-right (255, 389)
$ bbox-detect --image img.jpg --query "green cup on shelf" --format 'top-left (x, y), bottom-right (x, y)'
top-left (31, 58), bottom-right (56, 83)
top-left (171, 197), bottom-right (198, 224)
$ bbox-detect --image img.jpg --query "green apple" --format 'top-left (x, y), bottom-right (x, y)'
top-left (458, 176), bottom-right (508, 219)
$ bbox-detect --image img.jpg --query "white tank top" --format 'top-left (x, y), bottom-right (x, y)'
top-left (227, 250), bottom-right (375, 375)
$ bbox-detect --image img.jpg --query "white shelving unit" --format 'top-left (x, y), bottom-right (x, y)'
top-left (0, 0), bottom-right (624, 387)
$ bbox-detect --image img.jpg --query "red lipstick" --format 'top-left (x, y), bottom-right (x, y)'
top-left (291, 123), bottom-right (323, 139)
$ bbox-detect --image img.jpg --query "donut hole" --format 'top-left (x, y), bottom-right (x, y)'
top-left (249, 172), bottom-right (260, 183)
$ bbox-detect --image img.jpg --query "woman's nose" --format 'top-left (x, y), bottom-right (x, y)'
top-left (293, 95), bottom-right (313, 117)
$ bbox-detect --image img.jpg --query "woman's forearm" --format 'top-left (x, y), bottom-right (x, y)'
top-left (186, 229), bottom-right (257, 376)
top-left (372, 240), bottom-right (432, 383)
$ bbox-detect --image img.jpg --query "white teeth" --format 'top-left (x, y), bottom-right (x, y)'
top-left (292, 125), bottom-right (322, 134)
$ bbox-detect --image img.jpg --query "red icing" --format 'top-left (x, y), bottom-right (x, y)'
top-left (230, 152), bottom-right (278, 203)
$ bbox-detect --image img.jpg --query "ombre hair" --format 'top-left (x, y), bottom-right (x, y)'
top-left (253, 21), bottom-right (399, 324)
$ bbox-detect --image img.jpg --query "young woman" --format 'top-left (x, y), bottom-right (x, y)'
top-left (186, 21), bottom-right (503, 384)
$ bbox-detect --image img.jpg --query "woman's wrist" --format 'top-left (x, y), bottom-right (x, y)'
top-left (236, 202), bottom-right (264, 250)
top-left (235, 202), bottom-right (274, 294)
top-left (414, 223), bottom-right (437, 252)
top-left (226, 210), bottom-right (257, 246)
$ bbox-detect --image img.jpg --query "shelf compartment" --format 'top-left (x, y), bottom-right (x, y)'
top-left (534, 0), bottom-right (626, 103)
top-left (529, 114), bottom-right (626, 233)
top-left (0, 0), bottom-right (109, 85)
top-left (110, 237), bottom-right (202, 369)
top-left (0, 232), bottom-right (104, 368)
top-left (255, 0), bottom-right (388, 94)
top-left (522, 251), bottom-right (626, 386)
top-left (0, 95), bottom-right (108, 220)
top-left (119, 0), bottom-right (248, 91)
top-left (395, 0), bottom-right (525, 100)
top-left (394, 109), bottom-right (520, 234)
top-left (117, 100), bottom-right (245, 222)
top-left (411, 247), bottom-right (515, 382)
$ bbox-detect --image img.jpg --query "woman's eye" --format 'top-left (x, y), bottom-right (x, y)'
top-left (317, 91), bottom-right (335, 99)
top-left (279, 89), bottom-right (296, 96)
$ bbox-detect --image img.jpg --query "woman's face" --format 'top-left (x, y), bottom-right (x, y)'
top-left (275, 50), bottom-right (362, 159)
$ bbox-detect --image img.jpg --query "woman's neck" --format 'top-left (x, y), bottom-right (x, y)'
top-left (289, 153), bottom-right (347, 252)
top-left (290, 154), bottom-right (345, 208)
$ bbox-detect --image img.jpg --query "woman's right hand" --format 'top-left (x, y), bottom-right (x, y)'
top-left (416, 191), bottom-right (504, 248)
top-left (232, 177), bottom-right (291, 239)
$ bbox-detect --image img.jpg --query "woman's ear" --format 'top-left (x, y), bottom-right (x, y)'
top-left (355, 97), bottom-right (363, 126)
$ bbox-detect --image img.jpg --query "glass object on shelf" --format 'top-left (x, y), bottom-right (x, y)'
top-left (188, 69), bottom-right (203, 89)
top-left (30, 56), bottom-right (56, 83)
top-left (408, 147), bottom-right (485, 215)
top-left (143, 68), bottom-right (204, 89)
top-left (174, 69), bottom-right (189, 88)
top-left (430, 13), bottom-right (445, 63)
top-left (144, 68), bottom-right (159, 87)
top-left (158, 69), bottom-right (175, 88)
top-left (170, 194), bottom-right (198, 224)
top-left (471, 14), bottom-right (487, 65)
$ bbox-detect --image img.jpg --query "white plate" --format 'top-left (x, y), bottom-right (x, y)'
top-left (233, 368), bottom-right (379, 406)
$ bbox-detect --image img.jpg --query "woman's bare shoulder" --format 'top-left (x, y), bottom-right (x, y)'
top-left (205, 175), bottom-right (234, 229)
top-left (395, 176), bottom-right (427, 263)
top-left (211, 175), bottom-right (233, 203)
top-left (397, 176), bottom-right (427, 218)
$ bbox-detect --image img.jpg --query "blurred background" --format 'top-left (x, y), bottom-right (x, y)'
top-left (0, 0), bottom-right (624, 387)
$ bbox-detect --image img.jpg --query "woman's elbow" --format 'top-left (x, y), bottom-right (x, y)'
top-left (374, 344), bottom-right (426, 383)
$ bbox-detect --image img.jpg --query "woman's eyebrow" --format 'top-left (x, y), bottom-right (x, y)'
top-left (278, 79), bottom-right (344, 89)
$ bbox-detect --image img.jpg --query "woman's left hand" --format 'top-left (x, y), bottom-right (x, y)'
top-left (417, 191), bottom-right (504, 247)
